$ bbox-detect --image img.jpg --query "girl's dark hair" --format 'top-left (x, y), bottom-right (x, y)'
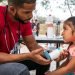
top-left (64, 16), bottom-right (75, 32)
top-left (8, 0), bottom-right (36, 6)
top-left (65, 16), bottom-right (75, 27)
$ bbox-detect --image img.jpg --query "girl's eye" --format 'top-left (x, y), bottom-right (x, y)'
top-left (25, 12), bottom-right (30, 14)
top-left (63, 27), bottom-right (66, 30)
top-left (64, 28), bottom-right (66, 30)
top-left (63, 26), bottom-right (68, 30)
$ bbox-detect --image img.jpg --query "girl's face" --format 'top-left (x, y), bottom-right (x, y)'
top-left (62, 23), bottom-right (75, 43)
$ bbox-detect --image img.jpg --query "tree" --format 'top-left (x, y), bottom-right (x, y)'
top-left (41, 0), bottom-right (75, 16)
top-left (0, 0), bottom-right (7, 5)
top-left (41, 0), bottom-right (50, 9)
top-left (64, 0), bottom-right (75, 16)
top-left (0, 0), bottom-right (3, 2)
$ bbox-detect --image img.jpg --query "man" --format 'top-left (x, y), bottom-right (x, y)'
top-left (0, 0), bottom-right (50, 75)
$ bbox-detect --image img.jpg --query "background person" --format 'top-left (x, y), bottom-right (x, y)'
top-left (31, 19), bottom-right (40, 36)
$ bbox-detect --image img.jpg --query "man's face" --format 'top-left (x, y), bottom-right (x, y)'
top-left (14, 3), bottom-right (35, 24)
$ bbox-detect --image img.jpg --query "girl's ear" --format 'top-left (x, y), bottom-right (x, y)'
top-left (8, 6), bottom-right (16, 16)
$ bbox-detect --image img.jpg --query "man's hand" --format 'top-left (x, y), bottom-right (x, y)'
top-left (28, 48), bottom-right (50, 65)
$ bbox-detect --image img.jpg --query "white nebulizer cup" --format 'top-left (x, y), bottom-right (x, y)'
top-left (43, 47), bottom-right (66, 60)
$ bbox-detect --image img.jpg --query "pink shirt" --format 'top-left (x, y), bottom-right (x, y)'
top-left (69, 45), bottom-right (75, 56)
top-left (0, 6), bottom-right (32, 53)
top-left (68, 45), bottom-right (75, 74)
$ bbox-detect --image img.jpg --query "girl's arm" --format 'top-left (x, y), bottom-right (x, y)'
top-left (57, 57), bottom-right (69, 69)
top-left (46, 57), bottom-right (75, 75)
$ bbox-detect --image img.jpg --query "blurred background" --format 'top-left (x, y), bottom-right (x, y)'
top-left (0, 0), bottom-right (75, 74)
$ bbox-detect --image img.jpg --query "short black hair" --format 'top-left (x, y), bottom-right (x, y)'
top-left (8, 0), bottom-right (36, 6)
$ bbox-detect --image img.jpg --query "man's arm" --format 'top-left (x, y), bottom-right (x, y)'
top-left (0, 52), bottom-right (29, 63)
top-left (23, 35), bottom-right (42, 51)
top-left (0, 35), bottom-right (50, 65)
top-left (0, 48), bottom-right (43, 63)
top-left (23, 35), bottom-right (50, 65)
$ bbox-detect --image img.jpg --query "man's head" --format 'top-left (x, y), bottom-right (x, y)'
top-left (7, 0), bottom-right (36, 24)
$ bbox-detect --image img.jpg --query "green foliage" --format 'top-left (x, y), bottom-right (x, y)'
top-left (65, 0), bottom-right (75, 5)
top-left (40, 0), bottom-right (75, 16)
top-left (0, 0), bottom-right (3, 2)
top-left (41, 0), bottom-right (50, 9)
top-left (37, 16), bottom-right (46, 24)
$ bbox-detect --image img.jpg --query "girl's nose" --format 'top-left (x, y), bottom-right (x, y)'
top-left (61, 30), bottom-right (64, 36)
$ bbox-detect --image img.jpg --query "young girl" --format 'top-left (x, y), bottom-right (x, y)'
top-left (45, 16), bottom-right (75, 75)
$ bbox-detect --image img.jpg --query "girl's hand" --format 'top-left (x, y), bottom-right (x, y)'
top-left (45, 71), bottom-right (52, 75)
top-left (55, 50), bottom-right (69, 62)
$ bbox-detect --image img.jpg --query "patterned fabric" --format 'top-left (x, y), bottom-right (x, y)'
top-left (67, 45), bottom-right (75, 75)
top-left (69, 45), bottom-right (75, 57)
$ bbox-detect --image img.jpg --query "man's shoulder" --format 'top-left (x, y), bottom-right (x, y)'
top-left (0, 6), bottom-right (6, 33)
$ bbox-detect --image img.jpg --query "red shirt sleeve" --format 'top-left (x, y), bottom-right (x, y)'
top-left (0, 6), bottom-right (6, 33)
top-left (21, 22), bottom-right (32, 37)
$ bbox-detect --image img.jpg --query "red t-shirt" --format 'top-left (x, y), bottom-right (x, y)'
top-left (0, 6), bottom-right (32, 53)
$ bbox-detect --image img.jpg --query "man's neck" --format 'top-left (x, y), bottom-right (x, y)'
top-left (7, 7), bottom-right (17, 22)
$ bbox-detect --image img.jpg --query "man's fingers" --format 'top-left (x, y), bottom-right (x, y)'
top-left (38, 55), bottom-right (50, 65)
top-left (32, 48), bottom-right (43, 54)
